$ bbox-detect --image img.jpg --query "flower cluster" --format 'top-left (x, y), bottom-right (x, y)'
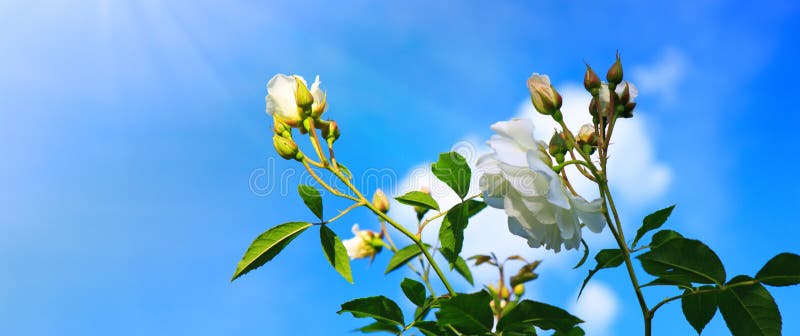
top-left (265, 74), bottom-right (339, 161)
top-left (478, 119), bottom-right (605, 252)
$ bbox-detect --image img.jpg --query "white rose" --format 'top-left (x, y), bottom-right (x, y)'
top-left (342, 224), bottom-right (382, 260)
top-left (266, 74), bottom-right (326, 126)
top-left (477, 118), bottom-right (606, 252)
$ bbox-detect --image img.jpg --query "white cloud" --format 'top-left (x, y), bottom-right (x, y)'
top-left (631, 47), bottom-right (687, 103)
top-left (569, 281), bottom-right (619, 336)
top-left (516, 84), bottom-right (671, 205)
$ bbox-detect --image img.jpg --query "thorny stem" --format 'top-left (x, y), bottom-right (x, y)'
top-left (301, 159), bottom-right (359, 202)
top-left (322, 201), bottom-right (364, 224)
top-left (306, 118), bottom-right (328, 166)
top-left (559, 115), bottom-right (650, 335)
top-left (417, 193), bottom-right (483, 235)
top-left (330, 167), bottom-right (457, 296)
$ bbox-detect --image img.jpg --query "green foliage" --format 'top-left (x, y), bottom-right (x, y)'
top-left (231, 221), bottom-right (312, 281)
top-left (354, 321), bottom-right (401, 334)
top-left (681, 286), bottom-right (718, 334)
top-left (431, 152), bottom-right (471, 200)
top-left (298, 184), bottom-right (323, 220)
top-left (755, 252), bottom-right (800, 287)
top-left (400, 278), bottom-right (427, 307)
top-left (552, 326), bottom-right (585, 336)
top-left (649, 229), bottom-right (684, 249)
top-left (637, 238), bottom-right (726, 285)
top-left (469, 254), bottom-right (493, 266)
top-left (579, 249), bottom-right (624, 297)
top-left (439, 200), bottom-right (486, 265)
top-left (337, 163), bottom-right (353, 179)
top-left (320, 225), bottom-right (353, 284)
top-left (414, 321), bottom-right (447, 336)
top-left (511, 260), bottom-right (540, 288)
top-left (453, 256), bottom-right (474, 285)
top-left (640, 277), bottom-right (692, 289)
top-left (718, 276), bottom-right (781, 336)
top-left (439, 202), bottom-right (469, 264)
top-left (436, 291), bottom-right (494, 334)
top-left (572, 239), bottom-right (589, 269)
top-left (632, 205), bottom-right (675, 247)
top-left (338, 296), bottom-right (405, 327)
top-left (463, 199), bottom-right (488, 217)
top-left (496, 299), bottom-right (583, 334)
top-left (395, 191), bottom-right (440, 212)
top-left (384, 243), bottom-right (430, 274)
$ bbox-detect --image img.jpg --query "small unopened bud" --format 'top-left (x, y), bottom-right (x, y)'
top-left (577, 124), bottom-right (598, 155)
top-left (606, 52), bottom-right (623, 85)
top-left (294, 76), bottom-right (314, 109)
top-left (500, 286), bottom-right (510, 300)
top-left (513, 284), bottom-right (525, 296)
top-left (584, 64), bottom-right (601, 94)
top-left (549, 131), bottom-right (569, 164)
top-left (372, 189), bottom-right (390, 213)
top-left (622, 102), bottom-right (636, 118)
top-left (527, 74), bottom-right (562, 116)
top-left (323, 120), bottom-right (340, 144)
top-left (414, 187), bottom-right (431, 221)
top-left (273, 135), bottom-right (300, 160)
top-left (273, 117), bottom-right (291, 137)
top-left (618, 82), bottom-right (631, 104)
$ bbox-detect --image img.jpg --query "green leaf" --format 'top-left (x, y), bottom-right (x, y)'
top-left (637, 238), bottom-right (726, 285)
top-left (579, 249), bottom-right (624, 297)
top-left (510, 260), bottom-right (541, 287)
top-left (453, 256), bottom-right (474, 285)
top-left (439, 202), bottom-right (469, 263)
top-left (755, 252), bottom-right (800, 287)
top-left (431, 152), bottom-right (471, 199)
top-left (649, 229), bottom-right (684, 249)
top-left (338, 296), bottom-right (405, 326)
top-left (298, 184), bottom-right (323, 220)
top-left (632, 205), bottom-right (675, 247)
top-left (395, 191), bottom-right (440, 211)
top-left (718, 275), bottom-right (781, 336)
top-left (231, 221), bottom-right (312, 281)
top-left (573, 239), bottom-right (589, 269)
top-left (469, 254), bottom-right (493, 266)
top-left (338, 163), bottom-right (353, 179)
top-left (496, 299), bottom-right (583, 333)
top-left (681, 285), bottom-right (718, 334)
top-left (354, 321), bottom-right (401, 334)
top-left (553, 326), bottom-right (585, 336)
top-left (320, 225), bottom-right (353, 284)
top-left (437, 291), bottom-right (494, 334)
top-left (414, 297), bottom-right (435, 321)
top-left (414, 321), bottom-right (445, 336)
top-left (640, 277), bottom-right (693, 289)
top-left (384, 243), bottom-right (430, 274)
top-left (463, 199), bottom-right (487, 218)
top-left (401, 278), bottom-right (427, 307)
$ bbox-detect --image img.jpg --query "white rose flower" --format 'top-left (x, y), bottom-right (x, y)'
top-left (342, 224), bottom-right (382, 260)
top-left (266, 74), bottom-right (326, 126)
top-left (477, 118), bottom-right (606, 252)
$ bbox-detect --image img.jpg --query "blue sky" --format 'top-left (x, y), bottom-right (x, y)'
top-left (1, 0), bottom-right (799, 335)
